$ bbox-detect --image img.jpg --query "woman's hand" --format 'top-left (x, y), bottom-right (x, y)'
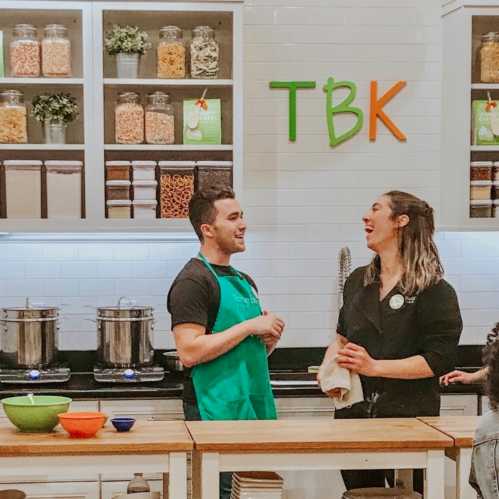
top-left (440, 369), bottom-right (483, 385)
top-left (336, 342), bottom-right (379, 376)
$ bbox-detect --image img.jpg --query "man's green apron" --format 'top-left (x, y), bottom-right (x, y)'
top-left (191, 253), bottom-right (277, 421)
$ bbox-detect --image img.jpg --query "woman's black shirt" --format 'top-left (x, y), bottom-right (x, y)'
top-left (335, 266), bottom-right (463, 419)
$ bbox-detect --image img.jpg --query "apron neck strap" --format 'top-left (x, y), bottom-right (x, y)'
top-left (197, 252), bottom-right (242, 279)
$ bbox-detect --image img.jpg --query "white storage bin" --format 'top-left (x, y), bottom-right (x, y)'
top-left (133, 200), bottom-right (157, 219)
top-left (107, 200), bottom-right (131, 219)
top-left (4, 160), bottom-right (42, 219)
top-left (132, 160), bottom-right (156, 180)
top-left (45, 160), bottom-right (83, 219)
top-left (133, 180), bottom-right (158, 200)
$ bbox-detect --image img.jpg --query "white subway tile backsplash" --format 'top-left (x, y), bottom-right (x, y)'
top-left (79, 279), bottom-right (116, 297)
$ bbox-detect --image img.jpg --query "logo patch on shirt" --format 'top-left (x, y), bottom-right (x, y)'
top-left (389, 294), bottom-right (405, 310)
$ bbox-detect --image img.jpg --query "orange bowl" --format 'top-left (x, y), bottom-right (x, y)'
top-left (58, 412), bottom-right (108, 438)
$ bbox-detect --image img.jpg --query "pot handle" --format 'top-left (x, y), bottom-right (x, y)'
top-left (118, 296), bottom-right (136, 307)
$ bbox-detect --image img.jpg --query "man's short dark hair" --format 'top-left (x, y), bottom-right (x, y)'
top-left (188, 185), bottom-right (235, 241)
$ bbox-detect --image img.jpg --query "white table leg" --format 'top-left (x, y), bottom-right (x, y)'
top-left (169, 452), bottom-right (187, 499)
top-left (425, 449), bottom-right (445, 499)
top-left (456, 448), bottom-right (476, 499)
top-left (200, 452), bottom-right (220, 499)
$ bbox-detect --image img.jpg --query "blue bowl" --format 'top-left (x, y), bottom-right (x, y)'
top-left (111, 417), bottom-right (135, 432)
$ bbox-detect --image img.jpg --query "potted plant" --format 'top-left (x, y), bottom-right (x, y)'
top-left (104, 24), bottom-right (151, 78)
top-left (31, 93), bottom-right (79, 144)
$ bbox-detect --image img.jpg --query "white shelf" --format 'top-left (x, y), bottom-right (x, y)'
top-left (0, 144), bottom-right (85, 150)
top-left (471, 83), bottom-right (499, 90)
top-left (470, 145), bottom-right (499, 151)
top-left (0, 78), bottom-right (84, 85)
top-left (103, 78), bottom-right (233, 86)
top-left (104, 144), bottom-right (233, 151)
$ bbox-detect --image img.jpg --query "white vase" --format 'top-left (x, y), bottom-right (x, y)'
top-left (116, 53), bottom-right (140, 78)
top-left (44, 121), bottom-right (66, 144)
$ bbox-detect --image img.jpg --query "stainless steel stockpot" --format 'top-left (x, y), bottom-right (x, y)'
top-left (96, 305), bottom-right (154, 368)
top-left (0, 304), bottom-right (59, 369)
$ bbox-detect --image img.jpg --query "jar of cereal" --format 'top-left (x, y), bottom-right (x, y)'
top-left (115, 91), bottom-right (144, 144)
top-left (145, 91), bottom-right (174, 144)
top-left (42, 24), bottom-right (71, 77)
top-left (480, 32), bottom-right (499, 83)
top-left (9, 24), bottom-right (40, 77)
top-left (0, 90), bottom-right (28, 144)
top-left (190, 26), bottom-right (219, 79)
top-left (157, 26), bottom-right (185, 79)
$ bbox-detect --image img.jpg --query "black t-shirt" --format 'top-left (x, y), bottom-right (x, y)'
top-left (167, 257), bottom-right (258, 402)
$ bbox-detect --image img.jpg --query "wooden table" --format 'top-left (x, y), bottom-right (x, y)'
top-left (186, 418), bottom-right (453, 499)
top-left (0, 420), bottom-right (193, 499)
top-left (419, 416), bottom-right (479, 499)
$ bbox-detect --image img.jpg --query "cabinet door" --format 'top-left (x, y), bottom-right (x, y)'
top-left (4, 481), bottom-right (99, 499)
top-left (275, 397), bottom-right (334, 419)
top-left (440, 394), bottom-right (478, 416)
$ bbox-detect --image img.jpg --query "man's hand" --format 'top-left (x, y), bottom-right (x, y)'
top-left (336, 342), bottom-right (378, 376)
top-left (249, 311), bottom-right (285, 339)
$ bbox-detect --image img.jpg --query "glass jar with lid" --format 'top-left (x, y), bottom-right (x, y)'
top-left (145, 91), bottom-right (174, 144)
top-left (42, 24), bottom-right (72, 77)
top-left (157, 26), bottom-right (185, 79)
top-left (480, 32), bottom-right (499, 83)
top-left (115, 91), bottom-right (144, 144)
top-left (9, 24), bottom-right (40, 77)
top-left (0, 90), bottom-right (28, 144)
top-left (190, 26), bottom-right (219, 79)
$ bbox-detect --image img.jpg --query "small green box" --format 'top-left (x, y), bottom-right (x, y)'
top-left (183, 98), bottom-right (221, 145)
top-left (0, 31), bottom-right (4, 77)
top-left (472, 100), bottom-right (499, 145)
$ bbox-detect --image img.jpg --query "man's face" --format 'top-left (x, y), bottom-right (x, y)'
top-left (206, 198), bottom-right (246, 254)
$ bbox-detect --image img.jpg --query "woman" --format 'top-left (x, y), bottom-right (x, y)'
top-left (469, 332), bottom-right (499, 498)
top-left (320, 191), bottom-right (463, 492)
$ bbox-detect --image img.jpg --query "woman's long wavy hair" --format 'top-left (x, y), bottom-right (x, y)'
top-left (483, 324), bottom-right (499, 410)
top-left (364, 191), bottom-right (444, 296)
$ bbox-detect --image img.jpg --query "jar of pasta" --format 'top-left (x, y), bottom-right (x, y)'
top-left (9, 24), bottom-right (40, 77)
top-left (145, 91), bottom-right (174, 144)
top-left (115, 91), bottom-right (144, 144)
top-left (157, 26), bottom-right (185, 79)
top-left (190, 26), bottom-right (219, 79)
top-left (480, 32), bottom-right (499, 83)
top-left (0, 90), bottom-right (28, 144)
top-left (42, 24), bottom-right (71, 77)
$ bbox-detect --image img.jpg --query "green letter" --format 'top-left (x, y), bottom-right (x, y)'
top-left (269, 81), bottom-right (316, 141)
top-left (323, 77), bottom-right (364, 147)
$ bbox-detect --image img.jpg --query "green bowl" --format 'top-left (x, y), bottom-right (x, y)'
top-left (2, 395), bottom-right (72, 432)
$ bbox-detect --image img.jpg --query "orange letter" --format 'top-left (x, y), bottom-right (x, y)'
top-left (369, 81), bottom-right (407, 142)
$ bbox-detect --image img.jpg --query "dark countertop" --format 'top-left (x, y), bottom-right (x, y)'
top-left (0, 370), bottom-right (485, 400)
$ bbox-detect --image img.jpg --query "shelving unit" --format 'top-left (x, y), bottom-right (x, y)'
top-left (441, 0), bottom-right (499, 229)
top-left (0, 0), bottom-right (243, 232)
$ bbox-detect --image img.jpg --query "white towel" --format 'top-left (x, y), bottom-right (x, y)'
top-left (319, 356), bottom-right (364, 410)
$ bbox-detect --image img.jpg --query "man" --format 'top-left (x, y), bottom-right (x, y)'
top-left (167, 186), bottom-right (285, 499)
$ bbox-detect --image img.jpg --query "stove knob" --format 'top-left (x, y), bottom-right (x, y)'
top-left (28, 369), bottom-right (40, 380)
top-left (123, 369), bottom-right (135, 380)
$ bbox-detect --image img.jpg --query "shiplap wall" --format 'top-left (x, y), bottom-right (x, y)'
top-left (0, 0), bottom-right (497, 350)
